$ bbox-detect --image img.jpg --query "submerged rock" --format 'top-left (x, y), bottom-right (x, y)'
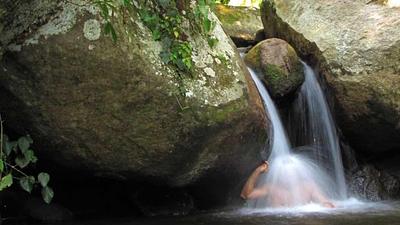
top-left (244, 38), bottom-right (304, 99)
top-left (0, 0), bottom-right (267, 193)
top-left (261, 0), bottom-right (400, 156)
top-left (214, 4), bottom-right (264, 47)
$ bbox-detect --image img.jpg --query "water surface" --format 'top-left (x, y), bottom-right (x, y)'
top-left (55, 201), bottom-right (400, 225)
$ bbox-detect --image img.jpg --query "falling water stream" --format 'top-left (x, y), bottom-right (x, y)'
top-left (288, 62), bottom-right (347, 199)
top-left (247, 66), bottom-right (338, 208)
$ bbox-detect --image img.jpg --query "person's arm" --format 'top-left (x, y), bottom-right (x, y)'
top-left (240, 162), bottom-right (269, 200)
top-left (308, 183), bottom-right (335, 208)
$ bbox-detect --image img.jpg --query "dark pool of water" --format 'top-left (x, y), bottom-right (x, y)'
top-left (38, 200), bottom-right (400, 225)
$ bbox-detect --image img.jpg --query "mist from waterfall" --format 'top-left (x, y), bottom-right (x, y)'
top-left (246, 59), bottom-right (347, 208)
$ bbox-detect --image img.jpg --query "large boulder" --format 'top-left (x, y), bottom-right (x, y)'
top-left (0, 0), bottom-right (267, 190)
top-left (244, 38), bottom-right (304, 99)
top-left (261, 0), bottom-right (400, 157)
top-left (214, 4), bottom-right (264, 47)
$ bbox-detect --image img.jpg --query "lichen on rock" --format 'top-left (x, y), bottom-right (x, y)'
top-left (83, 19), bottom-right (101, 41)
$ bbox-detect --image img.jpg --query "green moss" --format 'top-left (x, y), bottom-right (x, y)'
top-left (264, 63), bottom-right (284, 82)
top-left (201, 97), bottom-right (247, 124)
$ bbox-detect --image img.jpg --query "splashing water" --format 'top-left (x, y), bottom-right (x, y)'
top-left (246, 59), bottom-right (347, 208)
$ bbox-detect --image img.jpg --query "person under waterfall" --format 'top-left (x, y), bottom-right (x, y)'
top-left (240, 161), bottom-right (335, 208)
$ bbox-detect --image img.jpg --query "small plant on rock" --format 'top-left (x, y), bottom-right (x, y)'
top-left (0, 115), bottom-right (54, 204)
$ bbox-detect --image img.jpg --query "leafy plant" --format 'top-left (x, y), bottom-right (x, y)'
top-left (91, 0), bottom-right (133, 42)
top-left (0, 115), bottom-right (54, 204)
top-left (90, 0), bottom-right (220, 95)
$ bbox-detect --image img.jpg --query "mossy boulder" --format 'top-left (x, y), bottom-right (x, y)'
top-left (261, 0), bottom-right (400, 158)
top-left (214, 4), bottom-right (264, 47)
top-left (244, 38), bottom-right (304, 99)
top-left (0, 0), bottom-right (267, 191)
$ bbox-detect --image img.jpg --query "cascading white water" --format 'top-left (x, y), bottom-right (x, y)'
top-left (242, 50), bottom-right (347, 208)
top-left (288, 62), bottom-right (347, 199)
top-left (248, 67), bottom-right (337, 208)
top-left (248, 67), bottom-right (291, 159)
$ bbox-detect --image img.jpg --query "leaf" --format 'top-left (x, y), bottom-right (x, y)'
top-left (203, 18), bottom-right (212, 33)
top-left (104, 21), bottom-right (112, 34)
top-left (156, 0), bottom-right (171, 9)
top-left (38, 172), bottom-right (50, 187)
top-left (0, 159), bottom-right (3, 172)
top-left (18, 136), bottom-right (30, 153)
top-left (152, 29), bottom-right (161, 40)
top-left (0, 173), bottom-right (13, 191)
top-left (173, 30), bottom-right (179, 38)
top-left (31, 155), bottom-right (38, 163)
top-left (160, 51), bottom-right (171, 64)
top-left (207, 37), bottom-right (218, 48)
top-left (20, 176), bottom-right (35, 193)
top-left (123, 0), bottom-right (131, 6)
top-left (23, 149), bottom-right (35, 161)
top-left (110, 25), bottom-right (118, 42)
top-left (15, 156), bottom-right (29, 168)
top-left (41, 186), bottom-right (54, 204)
top-left (4, 141), bottom-right (17, 156)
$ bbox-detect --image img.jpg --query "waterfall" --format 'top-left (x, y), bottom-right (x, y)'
top-left (248, 68), bottom-right (291, 159)
top-left (245, 60), bottom-right (347, 208)
top-left (288, 62), bottom-right (347, 199)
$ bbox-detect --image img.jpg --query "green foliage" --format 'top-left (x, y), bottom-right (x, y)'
top-left (217, 0), bottom-right (230, 4)
top-left (91, 0), bottom-right (134, 42)
top-left (0, 115), bottom-right (53, 204)
top-left (91, 0), bottom-right (219, 71)
top-left (138, 2), bottom-right (195, 73)
top-left (42, 186), bottom-right (54, 204)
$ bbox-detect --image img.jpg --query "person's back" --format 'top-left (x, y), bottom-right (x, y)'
top-left (241, 161), bottom-right (335, 208)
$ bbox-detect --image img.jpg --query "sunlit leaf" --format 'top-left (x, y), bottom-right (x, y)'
top-left (0, 173), bottom-right (13, 191)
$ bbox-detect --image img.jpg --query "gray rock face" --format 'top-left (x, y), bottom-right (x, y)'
top-left (261, 0), bottom-right (400, 156)
top-left (214, 4), bottom-right (264, 47)
top-left (349, 165), bottom-right (400, 200)
top-left (0, 1), bottom-right (267, 188)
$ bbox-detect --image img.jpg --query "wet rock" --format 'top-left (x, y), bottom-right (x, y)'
top-left (214, 4), bottom-right (264, 47)
top-left (0, 1), bottom-right (267, 189)
top-left (348, 165), bottom-right (400, 200)
top-left (244, 38), bottom-right (304, 99)
top-left (261, 0), bottom-right (400, 156)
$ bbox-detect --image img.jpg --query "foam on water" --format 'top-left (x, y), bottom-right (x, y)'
top-left (238, 199), bottom-right (395, 216)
